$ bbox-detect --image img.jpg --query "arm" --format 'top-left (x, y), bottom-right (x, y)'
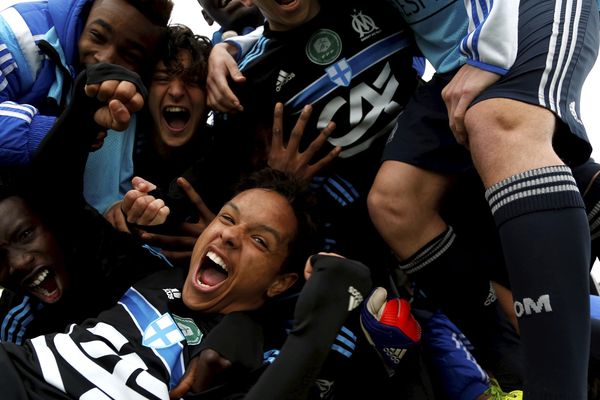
top-left (206, 27), bottom-right (263, 113)
top-left (243, 255), bottom-right (372, 400)
top-left (441, 1), bottom-right (519, 141)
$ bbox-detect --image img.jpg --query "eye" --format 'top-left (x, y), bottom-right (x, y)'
top-left (18, 227), bottom-right (34, 243)
top-left (152, 73), bottom-right (170, 84)
top-left (219, 214), bottom-right (234, 225)
top-left (122, 52), bottom-right (143, 70)
top-left (252, 236), bottom-right (268, 249)
top-left (89, 30), bottom-right (106, 44)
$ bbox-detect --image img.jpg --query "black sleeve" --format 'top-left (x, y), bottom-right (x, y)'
top-left (243, 255), bottom-right (372, 400)
top-left (29, 63), bottom-right (147, 200)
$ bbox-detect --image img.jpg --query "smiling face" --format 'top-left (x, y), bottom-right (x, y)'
top-left (183, 189), bottom-right (299, 314)
top-left (78, 0), bottom-right (164, 73)
top-left (0, 197), bottom-right (68, 303)
top-left (241, 0), bottom-right (319, 31)
top-left (149, 50), bottom-right (207, 152)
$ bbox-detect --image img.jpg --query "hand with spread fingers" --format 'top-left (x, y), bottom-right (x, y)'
top-left (268, 102), bottom-right (340, 183)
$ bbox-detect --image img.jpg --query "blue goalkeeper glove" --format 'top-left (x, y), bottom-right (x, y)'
top-left (359, 287), bottom-right (421, 376)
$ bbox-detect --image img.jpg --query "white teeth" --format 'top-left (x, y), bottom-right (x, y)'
top-left (164, 106), bottom-right (187, 113)
top-left (28, 269), bottom-right (48, 288)
top-left (32, 286), bottom-right (57, 297)
top-left (207, 251), bottom-right (228, 272)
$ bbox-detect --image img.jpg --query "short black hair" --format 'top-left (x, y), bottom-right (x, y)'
top-left (234, 168), bottom-right (320, 277)
top-left (123, 0), bottom-right (174, 27)
top-left (160, 24), bottom-right (213, 87)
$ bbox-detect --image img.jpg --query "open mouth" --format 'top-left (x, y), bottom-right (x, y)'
top-left (24, 267), bottom-right (62, 303)
top-left (196, 251), bottom-right (229, 289)
top-left (275, 0), bottom-right (295, 5)
top-left (163, 106), bottom-right (190, 131)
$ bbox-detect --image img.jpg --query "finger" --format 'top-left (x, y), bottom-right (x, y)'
top-left (177, 177), bottom-right (214, 221)
top-left (304, 256), bottom-right (314, 281)
top-left (111, 81), bottom-right (139, 105)
top-left (123, 92), bottom-right (144, 114)
top-left (113, 207), bottom-right (131, 233)
top-left (161, 249), bottom-right (193, 263)
top-left (179, 221), bottom-right (206, 237)
top-left (271, 102), bottom-right (284, 150)
top-left (289, 104), bottom-right (312, 151)
top-left (108, 99), bottom-right (131, 131)
top-left (140, 231), bottom-right (195, 248)
top-left (304, 121), bottom-right (336, 159)
top-left (131, 176), bottom-right (157, 192)
top-left (127, 195), bottom-right (155, 223)
top-left (90, 131), bottom-right (107, 151)
top-left (307, 146), bottom-right (341, 178)
top-left (84, 83), bottom-right (100, 98)
top-left (95, 80), bottom-right (120, 102)
top-left (137, 198), bottom-right (167, 226)
top-left (169, 360), bottom-right (198, 399)
top-left (149, 205), bottom-right (171, 226)
top-left (122, 189), bottom-right (147, 215)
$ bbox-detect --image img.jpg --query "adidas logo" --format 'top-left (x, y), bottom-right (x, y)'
top-left (383, 347), bottom-right (406, 364)
top-left (347, 286), bottom-right (363, 311)
top-left (483, 282), bottom-right (497, 306)
top-left (569, 101), bottom-right (583, 124)
top-left (275, 70), bottom-right (295, 92)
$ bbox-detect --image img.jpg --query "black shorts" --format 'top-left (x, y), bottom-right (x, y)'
top-left (384, 0), bottom-right (600, 171)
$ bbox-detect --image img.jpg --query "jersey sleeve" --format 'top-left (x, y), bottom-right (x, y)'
top-left (460, 0), bottom-right (520, 75)
top-left (224, 26), bottom-right (264, 62)
top-left (0, 23), bottom-right (56, 166)
top-left (0, 101), bottom-right (55, 166)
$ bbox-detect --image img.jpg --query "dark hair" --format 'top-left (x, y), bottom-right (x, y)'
top-left (160, 24), bottom-right (213, 87)
top-left (235, 168), bottom-right (320, 277)
top-left (123, 0), bottom-right (174, 27)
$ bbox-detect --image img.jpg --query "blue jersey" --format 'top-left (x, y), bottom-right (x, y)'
top-left (387, 0), bottom-right (519, 75)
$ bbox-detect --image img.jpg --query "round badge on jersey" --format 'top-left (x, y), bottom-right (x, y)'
top-left (306, 29), bottom-right (342, 65)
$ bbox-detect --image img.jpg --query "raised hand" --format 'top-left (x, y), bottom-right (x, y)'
top-left (268, 102), bottom-right (340, 182)
top-left (441, 64), bottom-right (500, 146)
top-left (85, 79), bottom-right (144, 132)
top-left (206, 42), bottom-right (245, 113)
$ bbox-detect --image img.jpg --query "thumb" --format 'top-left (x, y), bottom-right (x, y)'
top-left (169, 359), bottom-right (199, 399)
top-left (131, 176), bottom-right (157, 192)
top-left (366, 287), bottom-right (389, 318)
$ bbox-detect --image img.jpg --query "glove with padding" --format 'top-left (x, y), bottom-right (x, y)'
top-left (360, 287), bottom-right (421, 376)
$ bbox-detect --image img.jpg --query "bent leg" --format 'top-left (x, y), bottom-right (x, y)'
top-left (368, 160), bottom-right (451, 260)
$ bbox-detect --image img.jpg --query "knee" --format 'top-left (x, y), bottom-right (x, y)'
top-left (367, 178), bottom-right (410, 225)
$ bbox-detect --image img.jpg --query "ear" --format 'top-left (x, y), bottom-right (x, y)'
top-left (266, 273), bottom-right (298, 298)
top-left (201, 10), bottom-right (214, 26)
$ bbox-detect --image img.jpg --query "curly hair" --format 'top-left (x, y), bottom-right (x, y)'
top-left (160, 24), bottom-right (213, 87)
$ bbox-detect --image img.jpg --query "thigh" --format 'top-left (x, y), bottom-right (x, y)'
top-left (382, 74), bottom-right (472, 174)
top-left (472, 0), bottom-right (600, 166)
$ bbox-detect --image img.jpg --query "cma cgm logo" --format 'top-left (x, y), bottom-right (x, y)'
top-left (514, 294), bottom-right (553, 317)
top-left (317, 61), bottom-right (401, 158)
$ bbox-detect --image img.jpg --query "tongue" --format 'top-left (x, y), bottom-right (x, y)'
top-left (39, 272), bottom-right (59, 292)
top-left (166, 114), bottom-right (187, 130)
top-left (199, 267), bottom-right (227, 286)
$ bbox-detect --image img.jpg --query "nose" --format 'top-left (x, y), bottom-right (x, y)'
top-left (167, 78), bottom-right (186, 100)
top-left (220, 224), bottom-right (243, 248)
top-left (94, 46), bottom-right (118, 64)
top-left (8, 249), bottom-right (35, 275)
